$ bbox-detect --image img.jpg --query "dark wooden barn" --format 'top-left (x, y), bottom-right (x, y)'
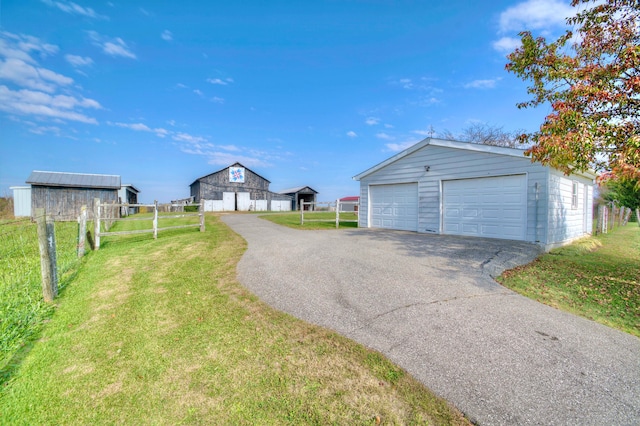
top-left (27, 170), bottom-right (121, 221)
top-left (278, 186), bottom-right (318, 210)
top-left (190, 163), bottom-right (292, 211)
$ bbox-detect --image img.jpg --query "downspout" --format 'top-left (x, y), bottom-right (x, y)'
top-left (534, 182), bottom-right (539, 243)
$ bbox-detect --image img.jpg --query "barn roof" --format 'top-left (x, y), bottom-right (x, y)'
top-left (190, 162), bottom-right (271, 186)
top-left (26, 171), bottom-right (121, 189)
top-left (278, 186), bottom-right (318, 194)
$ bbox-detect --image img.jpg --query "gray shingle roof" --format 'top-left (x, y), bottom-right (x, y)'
top-left (26, 171), bottom-right (121, 189)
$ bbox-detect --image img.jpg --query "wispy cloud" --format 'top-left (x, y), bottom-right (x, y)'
top-left (161, 30), bottom-right (173, 41)
top-left (206, 77), bottom-right (234, 85)
top-left (464, 78), bottom-right (501, 89)
top-left (211, 96), bottom-right (224, 104)
top-left (386, 140), bottom-right (419, 152)
top-left (346, 131), bottom-right (357, 138)
top-left (494, 0), bottom-right (575, 52)
top-left (0, 57), bottom-right (73, 92)
top-left (0, 85), bottom-right (100, 124)
top-left (41, 0), bottom-right (107, 19)
top-left (87, 31), bottom-right (136, 59)
top-left (365, 117), bottom-right (380, 126)
top-left (376, 132), bottom-right (394, 141)
top-left (110, 121), bottom-right (169, 138)
top-left (0, 32), bottom-right (58, 64)
top-left (65, 54), bottom-right (93, 67)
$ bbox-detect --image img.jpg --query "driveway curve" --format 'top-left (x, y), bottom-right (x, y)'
top-left (221, 214), bottom-right (640, 426)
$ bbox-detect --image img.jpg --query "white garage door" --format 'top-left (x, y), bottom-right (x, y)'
top-left (443, 175), bottom-right (527, 240)
top-left (370, 183), bottom-right (418, 231)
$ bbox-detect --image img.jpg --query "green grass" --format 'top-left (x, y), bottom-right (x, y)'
top-left (262, 211), bottom-right (359, 230)
top-left (0, 219), bottom-right (81, 375)
top-left (0, 214), bottom-right (469, 425)
top-left (498, 225), bottom-right (640, 337)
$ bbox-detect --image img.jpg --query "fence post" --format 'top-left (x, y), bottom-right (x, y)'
top-left (153, 200), bottom-right (158, 239)
top-left (336, 199), bottom-right (340, 228)
top-left (36, 208), bottom-right (58, 302)
top-left (199, 201), bottom-right (205, 232)
top-left (94, 198), bottom-right (101, 250)
top-left (300, 201), bottom-right (304, 225)
top-left (78, 205), bottom-right (87, 257)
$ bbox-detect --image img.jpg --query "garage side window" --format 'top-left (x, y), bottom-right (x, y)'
top-left (571, 181), bottom-right (579, 209)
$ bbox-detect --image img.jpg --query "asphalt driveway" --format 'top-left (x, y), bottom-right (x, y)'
top-left (221, 214), bottom-right (640, 426)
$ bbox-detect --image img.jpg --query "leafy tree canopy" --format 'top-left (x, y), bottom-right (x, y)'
top-left (506, 0), bottom-right (640, 185)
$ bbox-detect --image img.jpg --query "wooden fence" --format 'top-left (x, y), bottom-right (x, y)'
top-left (300, 199), bottom-right (359, 228)
top-left (91, 199), bottom-right (205, 250)
top-left (594, 204), bottom-right (638, 234)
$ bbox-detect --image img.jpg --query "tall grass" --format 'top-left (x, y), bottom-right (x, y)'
top-left (0, 219), bottom-right (80, 376)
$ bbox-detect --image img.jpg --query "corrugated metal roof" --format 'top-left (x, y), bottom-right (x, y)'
top-left (26, 171), bottom-right (121, 189)
top-left (279, 186), bottom-right (318, 194)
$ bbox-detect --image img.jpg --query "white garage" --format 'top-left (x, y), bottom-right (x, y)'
top-left (442, 175), bottom-right (527, 240)
top-left (353, 138), bottom-right (596, 251)
top-left (370, 183), bottom-right (418, 231)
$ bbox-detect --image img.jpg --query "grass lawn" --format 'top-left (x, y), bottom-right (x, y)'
top-left (262, 211), bottom-right (359, 230)
top-left (0, 214), bottom-right (468, 425)
top-left (498, 225), bottom-right (640, 337)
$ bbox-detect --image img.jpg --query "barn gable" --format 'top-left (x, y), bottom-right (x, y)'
top-left (278, 186), bottom-right (318, 210)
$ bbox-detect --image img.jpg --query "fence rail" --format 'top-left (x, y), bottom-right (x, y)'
top-left (93, 200), bottom-right (204, 249)
top-left (300, 199), bottom-right (359, 228)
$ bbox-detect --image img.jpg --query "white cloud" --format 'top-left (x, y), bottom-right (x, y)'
top-left (346, 131), bottom-right (357, 138)
top-left (172, 132), bottom-right (209, 145)
top-left (365, 117), bottom-right (380, 126)
top-left (0, 58), bottom-right (73, 93)
top-left (161, 30), bottom-right (173, 41)
top-left (193, 89), bottom-right (203, 97)
top-left (65, 54), bottom-right (93, 67)
top-left (376, 132), bottom-right (394, 140)
top-left (112, 122), bottom-right (151, 132)
top-left (41, 0), bottom-right (107, 19)
top-left (219, 145), bottom-right (240, 151)
top-left (498, 0), bottom-right (574, 33)
top-left (207, 78), bottom-right (233, 85)
top-left (412, 129), bottom-right (432, 136)
top-left (211, 96), bottom-right (224, 103)
top-left (385, 141), bottom-right (418, 152)
top-left (0, 85), bottom-right (99, 124)
top-left (0, 32), bottom-right (58, 64)
top-left (464, 78), bottom-right (501, 89)
top-left (384, 124), bottom-right (394, 129)
top-left (87, 31), bottom-right (136, 59)
top-left (493, 37), bottom-right (522, 53)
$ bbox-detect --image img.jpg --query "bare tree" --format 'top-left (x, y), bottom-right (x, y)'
top-left (440, 123), bottom-right (526, 148)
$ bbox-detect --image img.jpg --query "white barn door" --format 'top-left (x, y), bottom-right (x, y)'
top-left (223, 192), bottom-right (235, 211)
top-left (236, 192), bottom-right (251, 211)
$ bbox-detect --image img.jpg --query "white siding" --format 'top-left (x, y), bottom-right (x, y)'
top-left (359, 144), bottom-right (549, 243)
top-left (11, 186), bottom-right (31, 217)
top-left (546, 169), bottom-right (594, 247)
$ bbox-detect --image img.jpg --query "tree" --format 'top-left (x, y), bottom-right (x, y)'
top-left (440, 123), bottom-right (525, 148)
top-left (506, 0), bottom-right (640, 184)
top-left (601, 174), bottom-right (640, 225)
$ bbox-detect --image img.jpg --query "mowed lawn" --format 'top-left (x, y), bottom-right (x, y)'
top-left (498, 224), bottom-right (640, 337)
top-left (0, 214), bottom-right (468, 425)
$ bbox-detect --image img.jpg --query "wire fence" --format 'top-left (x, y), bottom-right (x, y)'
top-left (0, 215), bottom-right (82, 374)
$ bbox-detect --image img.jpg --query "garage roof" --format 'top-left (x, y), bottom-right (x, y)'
top-left (26, 170), bottom-right (121, 189)
top-left (353, 138), bottom-right (529, 181)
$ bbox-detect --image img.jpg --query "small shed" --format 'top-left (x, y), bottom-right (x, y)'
top-left (118, 184), bottom-right (141, 215)
top-left (278, 186), bottom-right (318, 210)
top-left (26, 170), bottom-right (121, 221)
top-left (339, 196), bottom-right (360, 212)
top-left (353, 138), bottom-right (596, 251)
top-left (190, 162), bottom-right (292, 211)
top-left (10, 186), bottom-right (32, 217)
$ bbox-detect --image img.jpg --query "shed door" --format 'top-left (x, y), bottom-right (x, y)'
top-left (443, 175), bottom-right (527, 240)
top-left (370, 183), bottom-right (418, 232)
top-left (236, 192), bottom-right (251, 211)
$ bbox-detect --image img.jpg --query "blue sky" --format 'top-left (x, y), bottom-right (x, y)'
top-left (0, 0), bottom-right (577, 203)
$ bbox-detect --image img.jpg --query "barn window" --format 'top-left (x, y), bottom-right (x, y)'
top-left (571, 181), bottom-right (579, 209)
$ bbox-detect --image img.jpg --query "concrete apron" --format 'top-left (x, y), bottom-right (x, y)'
top-left (221, 214), bottom-right (640, 426)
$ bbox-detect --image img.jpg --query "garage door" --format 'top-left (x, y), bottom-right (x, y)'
top-left (370, 183), bottom-right (418, 231)
top-left (443, 175), bottom-right (527, 240)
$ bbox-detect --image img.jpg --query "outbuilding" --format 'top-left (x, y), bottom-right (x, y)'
top-left (26, 170), bottom-right (121, 221)
top-left (190, 162), bottom-right (292, 211)
top-left (353, 138), bottom-right (595, 250)
top-left (278, 186), bottom-right (318, 210)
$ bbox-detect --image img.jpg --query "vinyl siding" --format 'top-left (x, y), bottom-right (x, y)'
top-left (358, 143), bottom-right (550, 244)
top-left (546, 169), bottom-right (594, 247)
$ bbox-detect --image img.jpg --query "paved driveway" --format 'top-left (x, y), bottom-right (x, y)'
top-left (221, 214), bottom-right (640, 425)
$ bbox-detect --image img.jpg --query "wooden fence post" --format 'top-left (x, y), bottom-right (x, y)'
top-left (36, 208), bottom-right (58, 302)
top-left (153, 200), bottom-right (158, 239)
top-left (94, 198), bottom-right (101, 250)
top-left (336, 199), bottom-right (340, 228)
top-left (78, 205), bottom-right (87, 257)
top-left (300, 201), bottom-right (304, 225)
top-left (199, 201), bottom-right (205, 232)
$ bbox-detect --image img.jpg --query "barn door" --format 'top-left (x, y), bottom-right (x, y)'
top-left (236, 192), bottom-right (251, 211)
top-left (222, 192), bottom-right (235, 211)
